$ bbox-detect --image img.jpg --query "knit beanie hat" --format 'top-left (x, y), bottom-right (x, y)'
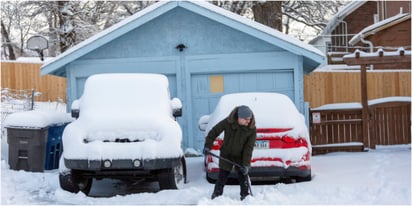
top-left (238, 105), bottom-right (252, 118)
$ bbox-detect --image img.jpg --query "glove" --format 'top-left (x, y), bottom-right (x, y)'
top-left (203, 147), bottom-right (210, 155)
top-left (240, 166), bottom-right (249, 176)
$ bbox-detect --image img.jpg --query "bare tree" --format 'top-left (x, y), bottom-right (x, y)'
top-left (1, 20), bottom-right (16, 60)
top-left (252, 1), bottom-right (283, 32)
top-left (1, 1), bottom-right (32, 59)
top-left (211, 1), bottom-right (347, 41)
top-left (282, 0), bottom-right (346, 35)
top-left (211, 0), bottom-right (252, 15)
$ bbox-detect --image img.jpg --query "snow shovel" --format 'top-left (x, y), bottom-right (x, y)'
top-left (206, 151), bottom-right (253, 196)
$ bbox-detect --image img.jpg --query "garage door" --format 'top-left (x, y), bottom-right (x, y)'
top-left (191, 70), bottom-right (294, 151)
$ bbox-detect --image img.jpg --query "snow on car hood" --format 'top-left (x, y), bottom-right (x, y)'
top-left (79, 115), bottom-right (180, 142)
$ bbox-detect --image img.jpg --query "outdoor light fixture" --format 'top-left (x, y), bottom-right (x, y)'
top-left (176, 44), bottom-right (186, 52)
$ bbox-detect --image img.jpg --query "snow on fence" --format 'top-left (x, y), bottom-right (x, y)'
top-left (309, 97), bottom-right (411, 155)
top-left (1, 88), bottom-right (38, 121)
top-left (0, 88), bottom-right (45, 138)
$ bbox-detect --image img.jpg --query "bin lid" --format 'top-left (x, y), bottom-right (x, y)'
top-left (4, 110), bottom-right (73, 129)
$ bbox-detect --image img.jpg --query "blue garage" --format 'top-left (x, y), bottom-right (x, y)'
top-left (41, 1), bottom-right (324, 151)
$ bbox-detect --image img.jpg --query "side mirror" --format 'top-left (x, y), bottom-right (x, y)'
top-left (198, 115), bottom-right (210, 131)
top-left (71, 99), bottom-right (80, 119)
top-left (171, 98), bottom-right (182, 117)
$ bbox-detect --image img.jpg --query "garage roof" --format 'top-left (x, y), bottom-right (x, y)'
top-left (41, 1), bottom-right (324, 76)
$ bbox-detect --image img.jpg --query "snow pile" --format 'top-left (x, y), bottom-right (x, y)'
top-left (312, 96), bottom-right (411, 110)
top-left (1, 100), bottom-right (410, 205)
top-left (344, 47), bottom-right (411, 58)
top-left (4, 110), bottom-right (72, 129)
top-left (1, 144), bottom-right (410, 205)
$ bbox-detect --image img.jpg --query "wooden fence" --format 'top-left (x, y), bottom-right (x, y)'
top-left (0, 62), bottom-right (66, 102)
top-left (369, 101), bottom-right (411, 146)
top-left (304, 71), bottom-right (411, 108)
top-left (310, 101), bottom-right (411, 155)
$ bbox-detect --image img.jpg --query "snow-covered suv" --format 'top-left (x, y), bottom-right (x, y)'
top-left (59, 73), bottom-right (186, 194)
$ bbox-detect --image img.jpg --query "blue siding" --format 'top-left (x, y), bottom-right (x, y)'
top-left (81, 8), bottom-right (280, 59)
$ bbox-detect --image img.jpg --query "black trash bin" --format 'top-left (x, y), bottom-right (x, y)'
top-left (5, 111), bottom-right (71, 172)
top-left (7, 127), bottom-right (48, 172)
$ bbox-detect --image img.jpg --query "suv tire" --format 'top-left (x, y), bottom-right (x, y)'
top-left (158, 158), bottom-right (186, 189)
top-left (59, 170), bottom-right (93, 195)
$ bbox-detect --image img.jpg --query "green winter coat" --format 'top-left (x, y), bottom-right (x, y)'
top-left (204, 106), bottom-right (257, 171)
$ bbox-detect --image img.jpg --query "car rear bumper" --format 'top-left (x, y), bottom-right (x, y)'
top-left (207, 166), bottom-right (311, 181)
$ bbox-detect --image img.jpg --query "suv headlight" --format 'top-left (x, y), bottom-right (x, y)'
top-left (103, 159), bottom-right (112, 168)
top-left (133, 159), bottom-right (141, 167)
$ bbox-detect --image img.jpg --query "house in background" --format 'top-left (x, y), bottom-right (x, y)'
top-left (40, 1), bottom-right (323, 151)
top-left (310, 0), bottom-right (411, 65)
top-left (348, 13), bottom-right (411, 69)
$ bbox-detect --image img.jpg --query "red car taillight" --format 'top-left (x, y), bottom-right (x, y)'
top-left (211, 139), bottom-right (223, 150)
top-left (268, 136), bottom-right (308, 148)
top-left (256, 128), bottom-right (308, 149)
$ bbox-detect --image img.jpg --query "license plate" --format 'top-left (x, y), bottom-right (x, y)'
top-left (255, 140), bottom-right (269, 149)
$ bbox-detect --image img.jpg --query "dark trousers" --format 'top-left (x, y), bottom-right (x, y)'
top-left (212, 168), bottom-right (249, 198)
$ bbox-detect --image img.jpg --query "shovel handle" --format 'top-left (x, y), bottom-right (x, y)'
top-left (206, 151), bottom-right (243, 168)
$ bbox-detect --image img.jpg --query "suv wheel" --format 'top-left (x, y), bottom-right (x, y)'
top-left (59, 172), bottom-right (80, 193)
top-left (158, 158), bottom-right (186, 190)
top-left (59, 170), bottom-right (93, 195)
top-left (77, 177), bottom-right (93, 195)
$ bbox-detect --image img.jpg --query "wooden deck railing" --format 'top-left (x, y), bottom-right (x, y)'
top-left (310, 108), bottom-right (365, 155)
top-left (369, 101), bottom-right (411, 147)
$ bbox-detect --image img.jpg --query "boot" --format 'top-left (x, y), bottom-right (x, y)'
top-left (239, 172), bottom-right (249, 201)
top-left (240, 194), bottom-right (249, 201)
top-left (211, 169), bottom-right (230, 199)
top-left (211, 182), bottom-right (224, 199)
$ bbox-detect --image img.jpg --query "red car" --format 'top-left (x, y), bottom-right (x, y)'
top-left (198, 92), bottom-right (312, 183)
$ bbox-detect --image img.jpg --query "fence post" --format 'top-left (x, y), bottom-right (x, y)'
top-left (368, 106), bottom-right (376, 149)
top-left (360, 64), bottom-right (372, 149)
top-left (31, 89), bottom-right (35, 110)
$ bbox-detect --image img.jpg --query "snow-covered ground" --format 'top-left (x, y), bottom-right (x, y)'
top-left (1, 101), bottom-right (411, 205)
top-left (1, 144), bottom-right (410, 205)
